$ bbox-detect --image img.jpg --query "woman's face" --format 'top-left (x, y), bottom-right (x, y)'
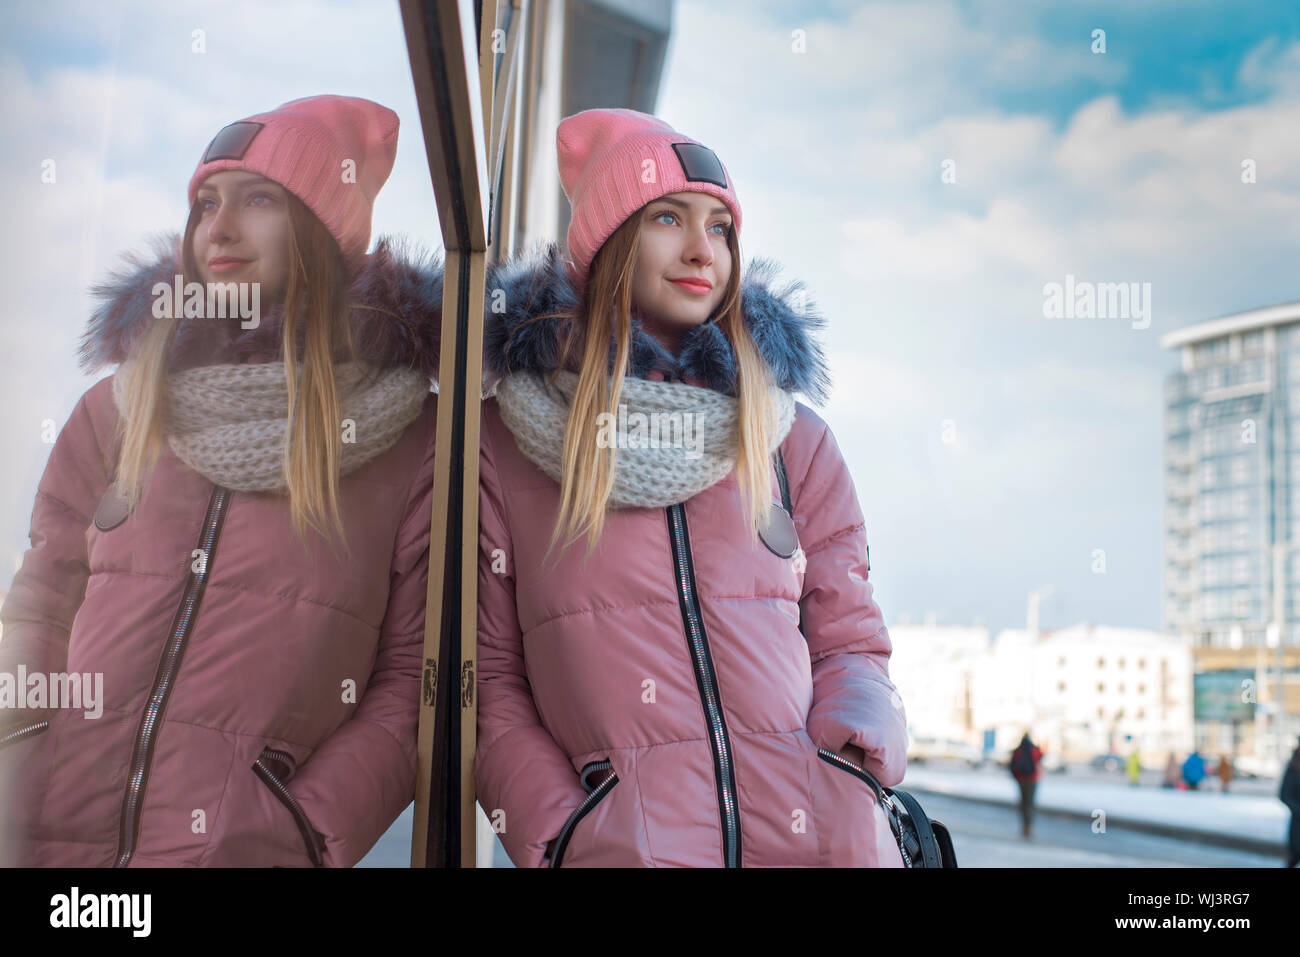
top-left (191, 170), bottom-right (292, 305)
top-left (630, 190), bottom-right (733, 355)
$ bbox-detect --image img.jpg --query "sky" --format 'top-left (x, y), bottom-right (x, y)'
top-left (2, 0), bottom-right (1299, 635)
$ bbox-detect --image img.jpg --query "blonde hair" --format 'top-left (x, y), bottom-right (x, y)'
top-left (113, 192), bottom-right (356, 557)
top-left (539, 207), bottom-right (779, 569)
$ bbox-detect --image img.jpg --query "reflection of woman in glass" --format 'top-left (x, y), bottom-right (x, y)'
top-left (476, 109), bottom-right (908, 866)
top-left (0, 96), bottom-right (442, 867)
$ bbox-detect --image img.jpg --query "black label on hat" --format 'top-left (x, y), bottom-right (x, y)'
top-left (202, 121), bottom-right (265, 162)
top-left (671, 142), bottom-right (727, 189)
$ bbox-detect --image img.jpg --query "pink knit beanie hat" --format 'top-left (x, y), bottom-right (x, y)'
top-left (557, 108), bottom-right (742, 286)
top-left (187, 94), bottom-right (399, 277)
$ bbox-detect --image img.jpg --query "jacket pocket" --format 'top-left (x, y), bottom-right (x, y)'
top-left (816, 746), bottom-right (884, 803)
top-left (0, 717), bottom-right (50, 752)
top-left (818, 746), bottom-right (912, 865)
top-left (549, 759), bottom-right (619, 868)
top-left (251, 746), bottom-right (326, 867)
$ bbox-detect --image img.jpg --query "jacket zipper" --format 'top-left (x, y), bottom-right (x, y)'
top-left (252, 747), bottom-right (325, 867)
top-left (0, 718), bottom-right (49, 750)
top-left (549, 759), bottom-right (617, 868)
top-left (816, 745), bottom-right (911, 865)
top-left (816, 746), bottom-right (884, 802)
top-left (114, 485), bottom-right (231, 868)
top-left (666, 503), bottom-right (741, 867)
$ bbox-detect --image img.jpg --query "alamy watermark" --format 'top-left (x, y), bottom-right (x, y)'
top-left (596, 405), bottom-right (703, 459)
top-left (50, 886), bottom-right (150, 937)
top-left (1042, 274), bottom-right (1151, 330)
top-left (0, 666), bottom-right (103, 718)
top-left (152, 275), bottom-right (260, 329)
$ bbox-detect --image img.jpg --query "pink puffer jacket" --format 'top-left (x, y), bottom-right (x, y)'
top-left (475, 247), bottom-right (908, 867)
top-left (0, 235), bottom-right (444, 867)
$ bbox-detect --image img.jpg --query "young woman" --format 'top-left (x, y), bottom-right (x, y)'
top-left (0, 95), bottom-right (444, 867)
top-left (475, 108), bottom-right (909, 867)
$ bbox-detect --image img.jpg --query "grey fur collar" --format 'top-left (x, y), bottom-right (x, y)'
top-left (79, 233), bottom-right (832, 406)
top-left (79, 232), bottom-right (444, 379)
top-left (483, 242), bottom-right (832, 405)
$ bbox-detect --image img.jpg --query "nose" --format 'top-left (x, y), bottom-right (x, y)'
top-left (682, 222), bottom-right (713, 268)
top-left (206, 198), bottom-right (238, 247)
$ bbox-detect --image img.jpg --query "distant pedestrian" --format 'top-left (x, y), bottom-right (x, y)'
top-left (1281, 739), bottom-right (1300, 868)
top-left (1182, 750), bottom-right (1207, 791)
top-left (1126, 748), bottom-right (1141, 787)
top-left (1217, 753), bottom-right (1233, 793)
top-left (1162, 753), bottom-right (1181, 789)
top-left (1010, 733), bottom-right (1043, 838)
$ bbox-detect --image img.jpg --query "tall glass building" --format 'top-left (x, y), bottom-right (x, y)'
top-left (1161, 304), bottom-right (1300, 774)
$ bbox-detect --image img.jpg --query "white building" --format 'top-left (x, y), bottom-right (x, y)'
top-left (887, 620), bottom-right (1194, 766)
top-left (887, 622), bottom-right (989, 747)
top-left (973, 624), bottom-right (1193, 764)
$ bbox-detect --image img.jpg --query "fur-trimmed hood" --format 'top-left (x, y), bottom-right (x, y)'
top-left (80, 234), bottom-right (833, 405)
top-left (483, 242), bottom-right (832, 405)
top-left (79, 232), bottom-right (444, 378)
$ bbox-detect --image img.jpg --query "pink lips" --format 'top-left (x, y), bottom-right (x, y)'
top-left (209, 257), bottom-right (250, 273)
top-left (669, 278), bottom-right (712, 295)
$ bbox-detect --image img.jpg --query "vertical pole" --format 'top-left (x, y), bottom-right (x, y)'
top-left (1271, 337), bottom-right (1289, 770)
top-left (402, 0), bottom-right (489, 868)
top-left (403, 0), bottom-right (527, 868)
top-left (1275, 543), bottom-right (1287, 768)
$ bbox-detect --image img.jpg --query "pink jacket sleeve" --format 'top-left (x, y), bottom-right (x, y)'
top-left (288, 395), bottom-right (437, 868)
top-left (791, 414), bottom-right (908, 788)
top-left (474, 413), bottom-right (587, 868)
top-left (0, 379), bottom-right (116, 863)
top-left (0, 377), bottom-right (116, 697)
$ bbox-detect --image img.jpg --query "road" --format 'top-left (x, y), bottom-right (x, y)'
top-left (908, 791), bottom-right (1280, 867)
top-left (358, 789), bottom-right (1285, 867)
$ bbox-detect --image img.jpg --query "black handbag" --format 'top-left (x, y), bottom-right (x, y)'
top-left (773, 445), bottom-right (958, 868)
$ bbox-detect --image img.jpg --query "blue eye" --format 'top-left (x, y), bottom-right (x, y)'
top-left (249, 193), bottom-right (276, 206)
top-left (654, 210), bottom-right (730, 235)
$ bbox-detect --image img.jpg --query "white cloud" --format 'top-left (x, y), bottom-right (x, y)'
top-left (840, 197), bottom-right (1069, 281)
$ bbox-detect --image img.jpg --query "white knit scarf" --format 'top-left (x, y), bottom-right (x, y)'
top-left (112, 358), bottom-right (432, 492)
top-left (495, 368), bottom-right (796, 509)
